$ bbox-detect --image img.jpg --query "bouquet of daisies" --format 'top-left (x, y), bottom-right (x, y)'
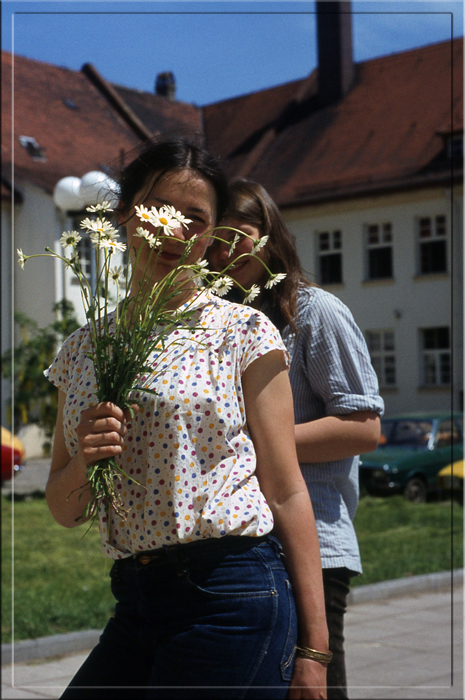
top-left (17, 202), bottom-right (285, 525)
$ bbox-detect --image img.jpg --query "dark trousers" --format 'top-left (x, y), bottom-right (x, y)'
top-left (60, 536), bottom-right (297, 699)
top-left (323, 567), bottom-right (353, 700)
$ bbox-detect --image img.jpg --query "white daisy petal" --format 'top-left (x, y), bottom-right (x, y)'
top-left (243, 284), bottom-right (260, 303)
top-left (17, 248), bottom-right (26, 270)
top-left (211, 277), bottom-right (234, 297)
top-left (264, 272), bottom-right (287, 289)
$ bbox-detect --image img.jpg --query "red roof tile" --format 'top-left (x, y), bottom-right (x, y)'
top-left (204, 38), bottom-right (463, 206)
top-left (2, 52), bottom-right (143, 194)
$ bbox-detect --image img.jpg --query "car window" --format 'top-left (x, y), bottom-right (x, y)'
top-left (380, 420), bottom-right (433, 447)
top-left (436, 420), bottom-right (461, 447)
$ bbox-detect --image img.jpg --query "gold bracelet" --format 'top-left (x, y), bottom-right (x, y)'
top-left (295, 645), bottom-right (333, 664)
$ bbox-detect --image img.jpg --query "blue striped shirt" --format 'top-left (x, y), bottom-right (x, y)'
top-left (268, 286), bottom-right (384, 573)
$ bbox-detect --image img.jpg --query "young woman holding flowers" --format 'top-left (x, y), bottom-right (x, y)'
top-left (44, 139), bottom-right (330, 699)
top-left (207, 179), bottom-right (384, 700)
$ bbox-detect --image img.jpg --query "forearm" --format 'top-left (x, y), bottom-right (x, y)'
top-left (46, 454), bottom-right (92, 528)
top-left (270, 488), bottom-right (328, 650)
top-left (295, 412), bottom-right (380, 464)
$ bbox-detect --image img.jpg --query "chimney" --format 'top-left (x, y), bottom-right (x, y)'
top-left (316, 1), bottom-right (354, 107)
top-left (155, 72), bottom-right (176, 100)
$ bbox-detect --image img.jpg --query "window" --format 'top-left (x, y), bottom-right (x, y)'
top-left (418, 216), bottom-right (447, 274)
top-left (435, 419), bottom-right (460, 448)
top-left (365, 223), bottom-right (393, 280)
top-left (317, 230), bottom-right (342, 284)
top-left (366, 330), bottom-right (396, 387)
top-left (19, 135), bottom-right (47, 161)
top-left (421, 327), bottom-right (451, 386)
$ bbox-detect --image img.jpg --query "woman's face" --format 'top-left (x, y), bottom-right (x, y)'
top-left (208, 218), bottom-right (269, 291)
top-left (122, 168), bottom-right (217, 284)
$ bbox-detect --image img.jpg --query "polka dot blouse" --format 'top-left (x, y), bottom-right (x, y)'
top-left (45, 290), bottom-right (288, 559)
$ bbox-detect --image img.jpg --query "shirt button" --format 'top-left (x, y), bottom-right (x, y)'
top-left (139, 555), bottom-right (151, 565)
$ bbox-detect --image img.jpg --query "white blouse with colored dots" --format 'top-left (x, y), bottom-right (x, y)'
top-left (45, 289), bottom-right (288, 559)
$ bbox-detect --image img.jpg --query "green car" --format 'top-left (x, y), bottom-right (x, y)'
top-left (359, 412), bottom-right (463, 502)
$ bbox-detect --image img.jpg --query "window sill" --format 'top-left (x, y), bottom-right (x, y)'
top-left (418, 385), bottom-right (451, 392)
top-left (413, 273), bottom-right (449, 282)
top-left (321, 282), bottom-right (345, 290)
top-left (361, 278), bottom-right (395, 287)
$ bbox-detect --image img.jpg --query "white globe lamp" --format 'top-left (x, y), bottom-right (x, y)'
top-left (53, 176), bottom-right (84, 212)
top-left (79, 171), bottom-right (119, 206)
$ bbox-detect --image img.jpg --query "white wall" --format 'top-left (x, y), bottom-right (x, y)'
top-left (2, 202), bottom-right (13, 427)
top-left (283, 185), bottom-right (463, 416)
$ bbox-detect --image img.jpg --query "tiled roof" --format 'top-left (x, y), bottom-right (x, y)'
top-left (3, 37), bottom-right (462, 208)
top-left (1, 52), bottom-right (143, 195)
top-left (112, 83), bottom-right (202, 137)
top-left (204, 38), bottom-right (463, 206)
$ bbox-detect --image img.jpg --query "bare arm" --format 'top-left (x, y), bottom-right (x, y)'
top-left (46, 390), bottom-right (136, 528)
top-left (243, 351), bottom-right (329, 699)
top-left (295, 412), bottom-right (381, 464)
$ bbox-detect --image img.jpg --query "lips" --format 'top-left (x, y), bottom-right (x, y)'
top-left (159, 249), bottom-right (183, 262)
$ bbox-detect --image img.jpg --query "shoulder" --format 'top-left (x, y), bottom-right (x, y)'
top-left (204, 291), bottom-right (277, 331)
top-left (296, 285), bottom-right (355, 328)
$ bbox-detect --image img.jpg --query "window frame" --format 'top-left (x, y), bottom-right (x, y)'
top-left (366, 329), bottom-right (397, 389)
top-left (364, 222), bottom-right (393, 281)
top-left (420, 326), bottom-right (451, 387)
top-left (417, 215), bottom-right (448, 275)
top-left (316, 229), bottom-right (343, 285)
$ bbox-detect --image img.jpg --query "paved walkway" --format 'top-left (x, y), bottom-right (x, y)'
top-left (2, 583), bottom-right (462, 699)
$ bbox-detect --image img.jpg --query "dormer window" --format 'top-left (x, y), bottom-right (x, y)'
top-left (19, 135), bottom-right (47, 161)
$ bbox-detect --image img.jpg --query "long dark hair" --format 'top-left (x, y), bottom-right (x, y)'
top-left (118, 136), bottom-right (229, 225)
top-left (223, 179), bottom-right (316, 333)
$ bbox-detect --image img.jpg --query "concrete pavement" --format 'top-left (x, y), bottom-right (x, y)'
top-left (2, 581), bottom-right (462, 699)
top-left (2, 459), bottom-right (463, 698)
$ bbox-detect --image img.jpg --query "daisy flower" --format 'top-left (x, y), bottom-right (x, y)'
top-left (81, 218), bottom-right (118, 237)
top-left (228, 233), bottom-right (241, 257)
top-left (164, 205), bottom-right (192, 227)
top-left (60, 230), bottom-right (82, 249)
top-left (243, 284), bottom-right (260, 304)
top-left (149, 206), bottom-right (179, 235)
top-left (211, 277), bottom-right (234, 297)
top-left (265, 273), bottom-right (287, 289)
top-left (17, 249), bottom-right (26, 270)
top-left (99, 239), bottom-right (127, 253)
top-left (253, 235), bottom-right (269, 252)
top-left (110, 265), bottom-right (124, 282)
top-left (135, 205), bottom-right (152, 223)
top-left (86, 202), bottom-right (114, 213)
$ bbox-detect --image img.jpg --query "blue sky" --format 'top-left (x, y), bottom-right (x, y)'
top-left (2, 1), bottom-right (463, 105)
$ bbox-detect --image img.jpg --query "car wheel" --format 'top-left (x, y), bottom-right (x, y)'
top-left (404, 477), bottom-right (427, 503)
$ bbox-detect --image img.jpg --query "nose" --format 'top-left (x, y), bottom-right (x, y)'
top-left (170, 222), bottom-right (187, 241)
top-left (212, 241), bottom-right (231, 268)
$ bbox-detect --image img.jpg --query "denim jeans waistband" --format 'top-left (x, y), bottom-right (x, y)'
top-left (117, 534), bottom-right (272, 569)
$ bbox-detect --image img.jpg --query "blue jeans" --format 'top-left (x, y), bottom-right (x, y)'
top-left (61, 536), bottom-right (297, 699)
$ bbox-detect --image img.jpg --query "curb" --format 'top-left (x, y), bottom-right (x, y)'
top-left (347, 567), bottom-right (463, 605)
top-left (2, 568), bottom-right (463, 666)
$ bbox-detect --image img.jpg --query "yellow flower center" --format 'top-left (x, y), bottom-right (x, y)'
top-left (159, 217), bottom-right (168, 225)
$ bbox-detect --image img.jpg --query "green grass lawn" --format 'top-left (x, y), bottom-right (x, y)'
top-left (2, 493), bottom-right (463, 643)
top-left (352, 495), bottom-right (463, 586)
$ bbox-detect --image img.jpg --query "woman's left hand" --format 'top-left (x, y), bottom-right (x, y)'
top-left (287, 657), bottom-right (327, 699)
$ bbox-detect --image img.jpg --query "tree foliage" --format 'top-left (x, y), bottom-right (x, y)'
top-left (1, 300), bottom-right (80, 450)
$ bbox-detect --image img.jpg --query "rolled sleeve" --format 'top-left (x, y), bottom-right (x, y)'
top-left (298, 289), bottom-right (384, 418)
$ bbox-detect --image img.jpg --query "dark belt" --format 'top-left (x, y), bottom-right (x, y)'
top-left (124, 535), bottom-right (269, 567)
